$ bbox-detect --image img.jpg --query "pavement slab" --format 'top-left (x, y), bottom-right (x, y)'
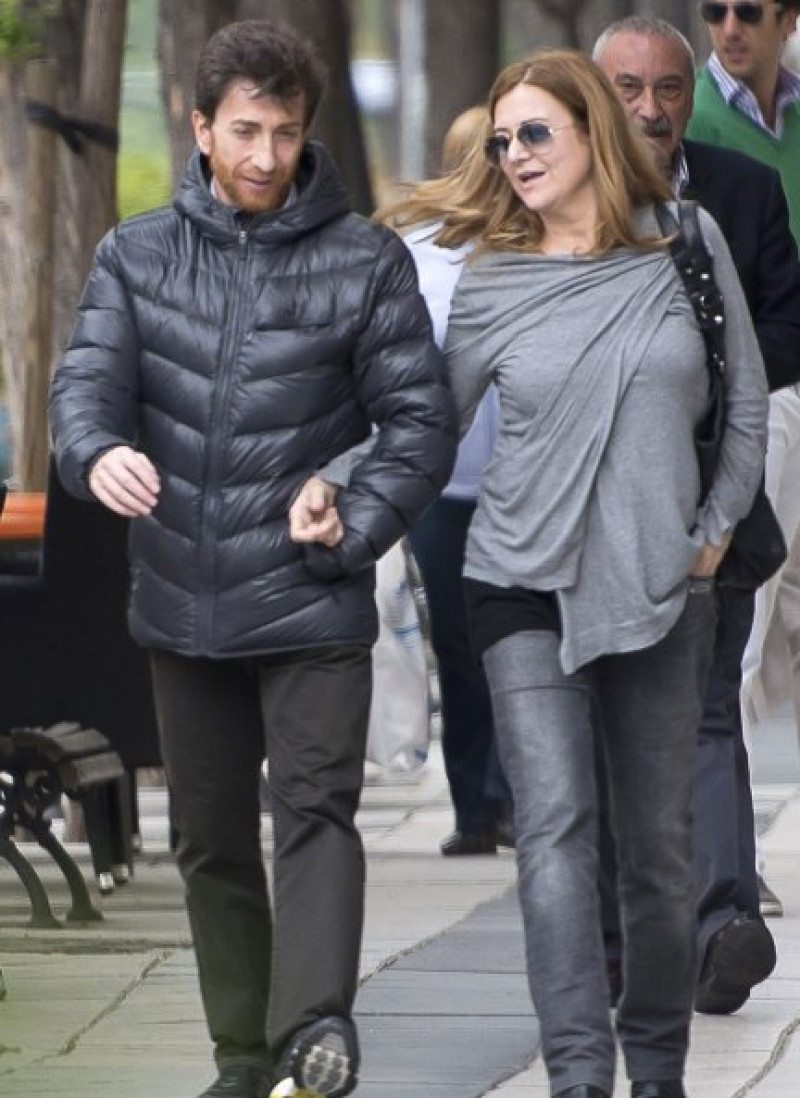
top-left (2, 734), bottom-right (800, 1098)
top-left (354, 889), bottom-right (538, 1098)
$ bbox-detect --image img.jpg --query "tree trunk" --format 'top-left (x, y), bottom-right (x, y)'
top-left (647, 0), bottom-right (693, 37)
top-left (579, 0), bottom-right (642, 51)
top-left (0, 60), bottom-right (30, 484)
top-left (507, 0), bottom-right (635, 52)
top-left (157, 0), bottom-right (237, 190)
top-left (0, 0), bottom-right (126, 486)
top-left (423, 0), bottom-right (500, 175)
top-left (242, 0), bottom-right (374, 213)
top-left (63, 0), bottom-right (128, 292)
top-left (534, 0), bottom-right (591, 48)
top-left (20, 60), bottom-right (59, 490)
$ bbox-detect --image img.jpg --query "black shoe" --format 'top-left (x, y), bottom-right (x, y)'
top-left (199, 1064), bottom-right (266, 1098)
top-left (695, 912), bottom-right (776, 1015)
top-left (281, 1015), bottom-right (359, 1098)
top-left (440, 828), bottom-right (497, 855)
top-left (554, 1087), bottom-right (610, 1098)
top-left (495, 800), bottom-right (516, 848)
top-left (631, 1082), bottom-right (686, 1098)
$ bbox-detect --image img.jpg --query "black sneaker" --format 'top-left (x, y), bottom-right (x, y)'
top-left (279, 1016), bottom-right (359, 1098)
top-left (695, 913), bottom-right (776, 1015)
top-left (199, 1063), bottom-right (266, 1098)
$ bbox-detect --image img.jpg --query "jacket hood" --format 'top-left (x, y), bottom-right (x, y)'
top-left (173, 139), bottom-right (352, 245)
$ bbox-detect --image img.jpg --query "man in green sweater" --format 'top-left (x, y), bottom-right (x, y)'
top-left (688, 1), bottom-right (800, 236)
top-left (688, 0), bottom-right (800, 949)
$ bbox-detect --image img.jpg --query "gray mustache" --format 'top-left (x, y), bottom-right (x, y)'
top-left (641, 118), bottom-right (672, 139)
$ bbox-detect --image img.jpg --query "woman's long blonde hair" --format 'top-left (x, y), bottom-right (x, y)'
top-left (378, 49), bottom-right (672, 255)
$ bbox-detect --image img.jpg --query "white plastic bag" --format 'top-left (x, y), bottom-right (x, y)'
top-left (366, 539), bottom-right (431, 772)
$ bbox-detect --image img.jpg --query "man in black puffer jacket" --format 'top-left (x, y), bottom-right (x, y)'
top-left (49, 20), bottom-right (456, 1098)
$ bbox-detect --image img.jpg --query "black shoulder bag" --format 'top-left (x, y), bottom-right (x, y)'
top-left (656, 201), bottom-right (786, 588)
top-left (656, 201), bottom-right (726, 503)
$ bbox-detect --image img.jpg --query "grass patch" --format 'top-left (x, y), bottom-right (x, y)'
top-left (118, 149), bottom-right (170, 219)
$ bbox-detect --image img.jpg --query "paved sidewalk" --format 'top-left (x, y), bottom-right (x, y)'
top-left (1, 738), bottom-right (799, 1098)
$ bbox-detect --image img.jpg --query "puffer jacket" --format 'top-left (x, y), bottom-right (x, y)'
top-left (49, 142), bottom-right (457, 657)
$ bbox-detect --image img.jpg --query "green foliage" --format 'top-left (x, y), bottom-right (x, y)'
top-left (124, 0), bottom-right (157, 69)
top-left (0, 0), bottom-right (42, 59)
top-left (118, 149), bottom-right (170, 219)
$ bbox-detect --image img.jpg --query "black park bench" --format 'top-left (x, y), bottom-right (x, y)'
top-left (0, 721), bottom-right (132, 927)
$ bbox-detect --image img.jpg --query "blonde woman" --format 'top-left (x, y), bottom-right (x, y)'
top-left (384, 50), bottom-right (767, 1098)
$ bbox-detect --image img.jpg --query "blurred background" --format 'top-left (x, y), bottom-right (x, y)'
top-left (0, 0), bottom-right (798, 489)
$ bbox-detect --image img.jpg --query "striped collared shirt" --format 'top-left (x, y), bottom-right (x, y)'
top-left (708, 50), bottom-right (800, 138)
top-left (672, 145), bottom-right (691, 197)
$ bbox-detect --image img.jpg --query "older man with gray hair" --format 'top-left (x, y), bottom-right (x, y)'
top-left (594, 13), bottom-right (800, 1017)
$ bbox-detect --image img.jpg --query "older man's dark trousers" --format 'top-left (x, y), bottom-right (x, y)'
top-left (149, 643), bottom-right (372, 1073)
top-left (693, 583), bottom-right (760, 955)
top-left (601, 584), bottom-right (760, 965)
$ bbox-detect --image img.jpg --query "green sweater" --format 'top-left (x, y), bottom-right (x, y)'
top-left (687, 66), bottom-right (800, 245)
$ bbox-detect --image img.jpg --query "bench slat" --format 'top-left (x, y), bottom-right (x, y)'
top-left (11, 723), bottom-right (111, 762)
top-left (58, 752), bottom-right (125, 792)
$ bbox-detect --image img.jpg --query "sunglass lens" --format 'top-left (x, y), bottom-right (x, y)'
top-left (736, 3), bottom-right (765, 21)
top-left (700, 2), bottom-right (764, 23)
top-left (700, 2), bottom-right (726, 21)
top-left (518, 122), bottom-right (553, 148)
top-left (485, 135), bottom-right (509, 164)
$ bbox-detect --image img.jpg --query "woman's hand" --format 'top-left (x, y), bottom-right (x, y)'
top-left (289, 476), bottom-right (344, 546)
top-left (690, 532), bottom-right (733, 577)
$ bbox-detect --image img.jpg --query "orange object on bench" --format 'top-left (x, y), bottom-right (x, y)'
top-left (0, 492), bottom-right (46, 541)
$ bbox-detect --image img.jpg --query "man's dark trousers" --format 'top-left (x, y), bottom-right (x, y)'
top-left (150, 642), bottom-right (372, 1072)
top-left (410, 497), bottom-right (510, 834)
top-left (694, 583), bottom-right (760, 957)
top-left (601, 584), bottom-right (760, 964)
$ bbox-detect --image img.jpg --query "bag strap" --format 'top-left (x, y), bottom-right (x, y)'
top-left (654, 201), bottom-right (726, 379)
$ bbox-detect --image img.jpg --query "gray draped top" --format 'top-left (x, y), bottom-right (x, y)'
top-left (444, 204), bottom-right (768, 673)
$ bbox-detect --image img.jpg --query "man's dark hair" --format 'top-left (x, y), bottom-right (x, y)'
top-left (195, 19), bottom-right (327, 125)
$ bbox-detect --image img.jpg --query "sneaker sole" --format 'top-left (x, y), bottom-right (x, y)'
top-left (288, 1018), bottom-right (358, 1098)
top-left (696, 919), bottom-right (776, 1015)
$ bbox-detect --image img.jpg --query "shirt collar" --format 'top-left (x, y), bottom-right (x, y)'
top-left (707, 51), bottom-right (800, 137)
top-left (672, 144), bottom-right (691, 198)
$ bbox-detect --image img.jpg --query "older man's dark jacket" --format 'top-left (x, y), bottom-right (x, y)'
top-left (684, 138), bottom-right (800, 394)
top-left (49, 142), bottom-right (457, 657)
top-left (683, 138), bottom-right (800, 583)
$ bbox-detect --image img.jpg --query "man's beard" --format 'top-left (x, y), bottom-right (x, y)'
top-left (211, 156), bottom-right (288, 213)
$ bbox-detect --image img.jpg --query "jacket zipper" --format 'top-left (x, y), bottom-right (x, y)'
top-left (197, 226), bottom-right (251, 649)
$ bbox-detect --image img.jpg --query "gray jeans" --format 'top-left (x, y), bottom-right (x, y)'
top-left (482, 585), bottom-right (716, 1095)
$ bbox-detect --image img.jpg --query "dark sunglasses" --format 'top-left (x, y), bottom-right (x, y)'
top-left (699, 2), bottom-right (782, 24)
top-left (484, 121), bottom-right (574, 165)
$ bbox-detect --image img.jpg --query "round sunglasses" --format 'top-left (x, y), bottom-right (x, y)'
top-left (484, 121), bottom-right (575, 166)
top-left (699, 2), bottom-right (784, 24)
